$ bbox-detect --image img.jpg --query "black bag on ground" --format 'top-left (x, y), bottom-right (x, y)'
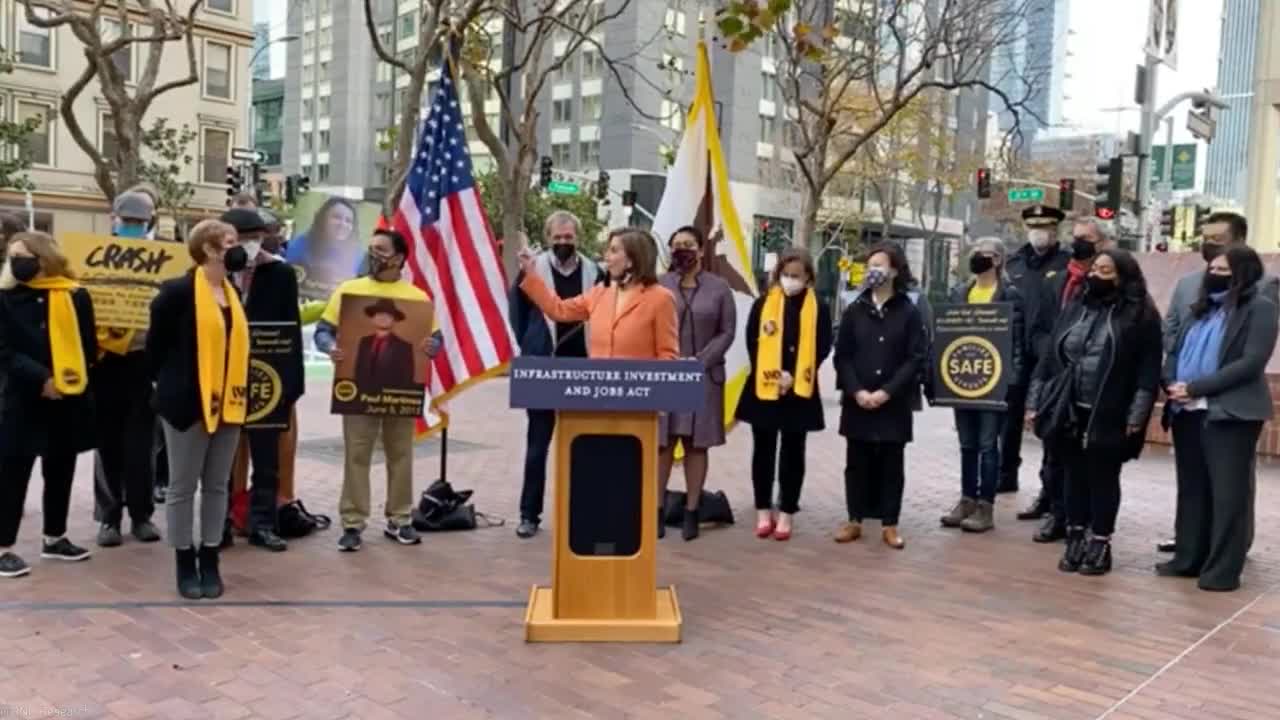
top-left (411, 479), bottom-right (502, 531)
top-left (277, 499), bottom-right (332, 538)
top-left (663, 490), bottom-right (735, 527)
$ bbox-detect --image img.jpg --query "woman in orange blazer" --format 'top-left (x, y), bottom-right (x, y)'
top-left (517, 228), bottom-right (679, 360)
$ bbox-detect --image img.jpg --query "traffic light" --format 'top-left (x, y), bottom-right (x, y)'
top-left (976, 167), bottom-right (991, 199)
top-left (251, 163), bottom-right (264, 204)
top-left (1159, 206), bottom-right (1175, 237)
top-left (285, 175), bottom-right (296, 205)
top-left (596, 170), bottom-right (610, 201)
top-left (1094, 157), bottom-right (1123, 216)
top-left (1058, 178), bottom-right (1075, 211)
top-left (539, 156), bottom-right (553, 188)
top-left (621, 190), bottom-right (637, 207)
top-left (225, 165), bottom-right (242, 205)
top-left (1193, 205), bottom-right (1213, 236)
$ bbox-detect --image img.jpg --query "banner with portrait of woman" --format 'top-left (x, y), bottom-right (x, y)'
top-left (285, 193), bottom-right (383, 300)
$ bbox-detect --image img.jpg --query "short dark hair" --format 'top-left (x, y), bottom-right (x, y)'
top-left (668, 225), bottom-right (705, 247)
top-left (373, 228), bottom-right (409, 257)
top-left (769, 246), bottom-right (816, 288)
top-left (863, 241), bottom-right (915, 294)
top-left (1205, 211), bottom-right (1248, 244)
top-left (609, 227), bottom-right (660, 286)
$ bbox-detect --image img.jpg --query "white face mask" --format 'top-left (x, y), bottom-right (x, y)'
top-left (779, 276), bottom-right (805, 296)
top-left (242, 241), bottom-right (262, 263)
top-left (1028, 229), bottom-right (1054, 250)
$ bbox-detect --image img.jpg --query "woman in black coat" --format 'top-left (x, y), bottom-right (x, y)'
top-left (1028, 249), bottom-right (1162, 576)
top-left (736, 247), bottom-right (833, 541)
top-left (0, 232), bottom-right (98, 578)
top-left (834, 242), bottom-right (927, 549)
top-left (1160, 246), bottom-right (1278, 591)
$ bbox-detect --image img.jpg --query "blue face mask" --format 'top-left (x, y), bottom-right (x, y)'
top-left (114, 221), bottom-right (148, 239)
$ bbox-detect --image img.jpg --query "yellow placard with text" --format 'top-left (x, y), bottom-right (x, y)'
top-left (59, 232), bottom-right (193, 330)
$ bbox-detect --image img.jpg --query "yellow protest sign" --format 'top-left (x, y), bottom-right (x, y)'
top-left (59, 233), bottom-right (192, 329)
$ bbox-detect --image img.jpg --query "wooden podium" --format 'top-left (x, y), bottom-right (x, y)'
top-left (509, 357), bottom-right (707, 643)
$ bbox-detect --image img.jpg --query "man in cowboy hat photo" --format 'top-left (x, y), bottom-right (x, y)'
top-left (353, 297), bottom-right (418, 390)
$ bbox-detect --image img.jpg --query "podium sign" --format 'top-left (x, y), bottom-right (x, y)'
top-left (931, 302), bottom-right (1014, 410)
top-left (510, 357), bottom-right (705, 643)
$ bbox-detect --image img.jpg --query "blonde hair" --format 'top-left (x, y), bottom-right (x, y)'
top-left (187, 219), bottom-right (235, 264)
top-left (0, 231), bottom-right (73, 289)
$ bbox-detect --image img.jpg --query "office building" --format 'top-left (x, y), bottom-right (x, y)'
top-left (252, 21), bottom-right (271, 80)
top-left (253, 78), bottom-right (285, 170)
top-left (1205, 0), bottom-right (1260, 205)
top-left (990, 0), bottom-right (1071, 141)
top-left (0, 0), bottom-right (255, 233)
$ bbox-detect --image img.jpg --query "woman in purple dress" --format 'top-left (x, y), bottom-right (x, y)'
top-left (658, 226), bottom-right (737, 541)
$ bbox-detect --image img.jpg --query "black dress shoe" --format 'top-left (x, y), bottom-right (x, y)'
top-left (247, 529), bottom-right (288, 552)
top-left (1157, 539), bottom-right (1176, 553)
top-left (1016, 493), bottom-right (1047, 521)
top-left (1033, 515), bottom-right (1066, 543)
top-left (515, 519), bottom-right (539, 539)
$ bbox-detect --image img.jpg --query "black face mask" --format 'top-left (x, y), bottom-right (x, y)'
top-left (969, 255), bottom-right (994, 275)
top-left (552, 243), bottom-right (576, 263)
top-left (10, 256), bottom-right (39, 283)
top-left (1086, 275), bottom-right (1117, 298)
top-left (1202, 243), bottom-right (1224, 263)
top-left (223, 246), bottom-right (248, 273)
top-left (671, 248), bottom-right (699, 273)
top-left (1071, 239), bottom-right (1097, 262)
top-left (1204, 273), bottom-right (1232, 294)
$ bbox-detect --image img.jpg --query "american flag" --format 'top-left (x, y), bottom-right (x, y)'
top-left (392, 61), bottom-right (516, 434)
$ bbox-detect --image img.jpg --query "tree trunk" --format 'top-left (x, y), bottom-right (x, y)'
top-left (796, 188), bottom-right (821, 251)
top-left (500, 178), bottom-right (526, 283)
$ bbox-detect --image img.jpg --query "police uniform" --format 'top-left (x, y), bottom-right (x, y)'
top-left (1001, 205), bottom-right (1069, 500)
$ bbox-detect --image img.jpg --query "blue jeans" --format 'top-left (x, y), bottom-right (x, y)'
top-left (955, 409), bottom-right (1003, 502)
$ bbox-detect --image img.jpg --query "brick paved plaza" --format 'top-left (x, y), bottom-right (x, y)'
top-left (3, 370), bottom-right (1279, 720)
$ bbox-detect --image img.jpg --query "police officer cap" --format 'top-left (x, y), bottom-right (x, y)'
top-left (1022, 204), bottom-right (1065, 227)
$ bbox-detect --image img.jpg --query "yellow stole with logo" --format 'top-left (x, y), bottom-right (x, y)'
top-left (26, 276), bottom-right (88, 396)
top-left (194, 266), bottom-right (250, 432)
top-left (755, 286), bottom-right (817, 401)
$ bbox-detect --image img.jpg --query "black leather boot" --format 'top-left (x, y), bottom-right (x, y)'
top-left (198, 546), bottom-right (224, 599)
top-left (1078, 538), bottom-right (1113, 576)
top-left (681, 507), bottom-right (700, 541)
top-left (175, 548), bottom-right (201, 600)
top-left (1058, 529), bottom-right (1086, 573)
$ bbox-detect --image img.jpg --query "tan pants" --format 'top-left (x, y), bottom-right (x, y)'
top-left (340, 415), bottom-right (416, 530)
top-left (230, 407), bottom-right (299, 503)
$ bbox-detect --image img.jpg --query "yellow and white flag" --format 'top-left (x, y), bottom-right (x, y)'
top-left (652, 40), bottom-right (757, 437)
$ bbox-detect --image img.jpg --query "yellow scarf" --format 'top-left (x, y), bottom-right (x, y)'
top-left (194, 266), bottom-right (250, 433)
top-left (25, 276), bottom-right (89, 396)
top-left (755, 286), bottom-right (817, 401)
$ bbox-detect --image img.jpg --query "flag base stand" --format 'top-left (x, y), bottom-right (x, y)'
top-left (523, 585), bottom-right (682, 643)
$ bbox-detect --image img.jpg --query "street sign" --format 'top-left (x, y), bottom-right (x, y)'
top-left (1007, 188), bottom-right (1044, 203)
top-left (546, 181), bottom-right (579, 195)
top-left (1150, 144), bottom-right (1197, 190)
top-left (232, 147), bottom-right (265, 163)
top-left (1187, 110), bottom-right (1216, 142)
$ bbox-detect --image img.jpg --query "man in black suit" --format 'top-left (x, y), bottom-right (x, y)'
top-left (354, 298), bottom-right (418, 389)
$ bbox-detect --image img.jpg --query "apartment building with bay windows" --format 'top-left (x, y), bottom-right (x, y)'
top-left (0, 0), bottom-right (254, 234)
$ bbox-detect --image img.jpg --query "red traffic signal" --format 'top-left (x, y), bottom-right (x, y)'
top-left (1095, 206), bottom-right (1116, 220)
top-left (976, 167), bottom-right (991, 199)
